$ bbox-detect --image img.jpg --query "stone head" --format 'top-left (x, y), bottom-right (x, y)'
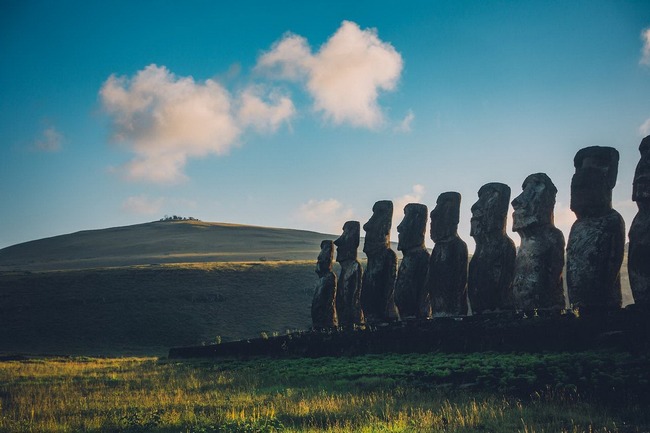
top-left (633, 136), bottom-right (650, 208)
top-left (397, 203), bottom-right (428, 251)
top-left (470, 182), bottom-right (511, 239)
top-left (570, 146), bottom-right (619, 218)
top-left (512, 173), bottom-right (557, 232)
top-left (363, 200), bottom-right (393, 255)
top-left (430, 192), bottom-right (461, 243)
top-left (334, 220), bottom-right (360, 262)
top-left (316, 240), bottom-right (334, 277)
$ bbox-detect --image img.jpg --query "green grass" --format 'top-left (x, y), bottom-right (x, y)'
top-left (1, 351), bottom-right (648, 433)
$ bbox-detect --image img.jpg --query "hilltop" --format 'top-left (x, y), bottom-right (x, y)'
top-left (0, 220), bottom-right (337, 271)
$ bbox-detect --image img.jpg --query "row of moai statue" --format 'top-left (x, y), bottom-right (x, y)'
top-left (312, 140), bottom-right (650, 328)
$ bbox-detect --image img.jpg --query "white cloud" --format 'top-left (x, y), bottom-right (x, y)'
top-left (394, 109), bottom-right (414, 133)
top-left (33, 126), bottom-right (63, 152)
top-left (392, 184), bottom-right (426, 240)
top-left (237, 86), bottom-right (295, 133)
top-left (121, 195), bottom-right (165, 215)
top-left (101, 64), bottom-right (297, 183)
top-left (257, 20), bottom-right (403, 129)
top-left (641, 27), bottom-right (650, 65)
top-left (100, 64), bottom-right (241, 183)
top-left (294, 198), bottom-right (355, 234)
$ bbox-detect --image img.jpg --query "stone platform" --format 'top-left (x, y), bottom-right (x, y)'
top-left (168, 307), bottom-right (650, 359)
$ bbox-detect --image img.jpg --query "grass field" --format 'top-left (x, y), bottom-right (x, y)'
top-left (1, 351), bottom-right (648, 433)
top-left (0, 261), bottom-right (318, 356)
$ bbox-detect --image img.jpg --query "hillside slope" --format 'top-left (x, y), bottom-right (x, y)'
top-left (0, 262), bottom-right (317, 356)
top-left (0, 220), bottom-right (337, 271)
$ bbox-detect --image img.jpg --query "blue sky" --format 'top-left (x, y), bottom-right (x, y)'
top-left (1, 0), bottom-right (650, 251)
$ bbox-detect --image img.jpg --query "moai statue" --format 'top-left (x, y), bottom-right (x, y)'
top-left (511, 173), bottom-right (566, 311)
top-left (394, 203), bottom-right (431, 319)
top-left (334, 221), bottom-right (365, 326)
top-left (312, 240), bottom-right (338, 328)
top-left (425, 192), bottom-right (469, 316)
top-left (468, 183), bottom-right (516, 313)
top-left (567, 146), bottom-right (625, 310)
top-left (361, 201), bottom-right (400, 323)
top-left (629, 136), bottom-right (650, 306)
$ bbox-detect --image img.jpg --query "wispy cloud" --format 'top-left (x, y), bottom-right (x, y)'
top-left (32, 126), bottom-right (63, 152)
top-left (293, 198), bottom-right (355, 234)
top-left (394, 109), bottom-right (414, 133)
top-left (257, 20), bottom-right (403, 129)
top-left (641, 27), bottom-right (650, 65)
top-left (639, 117), bottom-right (650, 136)
top-left (121, 195), bottom-right (165, 215)
top-left (392, 184), bottom-right (426, 240)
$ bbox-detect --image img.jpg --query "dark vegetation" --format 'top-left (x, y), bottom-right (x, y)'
top-left (0, 262), bottom-right (316, 356)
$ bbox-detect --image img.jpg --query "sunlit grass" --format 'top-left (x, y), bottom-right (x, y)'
top-left (0, 352), bottom-right (647, 432)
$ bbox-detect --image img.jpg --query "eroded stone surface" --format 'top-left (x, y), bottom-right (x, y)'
top-left (361, 200), bottom-right (400, 322)
top-left (629, 136), bottom-right (650, 306)
top-left (394, 203), bottom-right (430, 319)
top-left (334, 221), bottom-right (365, 326)
top-left (511, 173), bottom-right (565, 310)
top-left (312, 240), bottom-right (338, 328)
top-left (468, 183), bottom-right (516, 313)
top-left (567, 146), bottom-right (625, 310)
top-left (426, 192), bottom-right (469, 316)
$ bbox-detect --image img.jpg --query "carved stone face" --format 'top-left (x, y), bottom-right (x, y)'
top-left (512, 173), bottom-right (557, 232)
top-left (633, 136), bottom-right (650, 207)
top-left (397, 203), bottom-right (428, 251)
top-left (334, 221), bottom-right (360, 262)
top-left (363, 200), bottom-right (393, 255)
top-left (470, 183), bottom-right (510, 239)
top-left (570, 146), bottom-right (618, 219)
top-left (430, 192), bottom-right (460, 243)
top-left (316, 240), bottom-right (334, 277)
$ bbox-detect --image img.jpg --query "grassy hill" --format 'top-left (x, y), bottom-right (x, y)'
top-left (0, 220), bottom-right (634, 357)
top-left (0, 221), bottom-right (344, 356)
top-left (0, 220), bottom-right (336, 271)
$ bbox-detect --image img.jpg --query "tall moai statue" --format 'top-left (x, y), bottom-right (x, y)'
top-left (311, 240), bottom-right (338, 328)
top-left (511, 173), bottom-right (566, 311)
top-left (361, 200), bottom-right (400, 323)
top-left (468, 182), bottom-right (516, 313)
top-left (426, 192), bottom-right (469, 316)
top-left (394, 203), bottom-right (431, 319)
top-left (567, 146), bottom-right (625, 310)
top-left (334, 221), bottom-right (365, 326)
top-left (629, 136), bottom-right (650, 307)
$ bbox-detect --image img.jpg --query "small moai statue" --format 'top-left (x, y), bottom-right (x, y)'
top-left (567, 146), bottom-right (625, 310)
top-left (468, 182), bottom-right (516, 314)
top-left (361, 200), bottom-right (400, 323)
top-left (334, 221), bottom-right (365, 326)
top-left (311, 240), bottom-right (338, 329)
top-left (511, 173), bottom-right (566, 311)
top-left (629, 136), bottom-right (650, 307)
top-left (426, 192), bottom-right (469, 316)
top-left (394, 203), bottom-right (431, 319)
